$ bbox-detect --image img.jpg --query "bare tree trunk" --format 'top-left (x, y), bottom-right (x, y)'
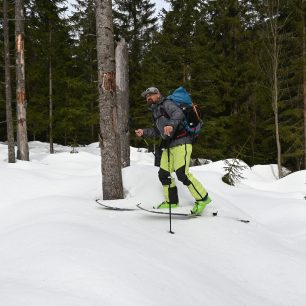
top-left (90, 66), bottom-right (95, 143)
top-left (116, 38), bottom-right (130, 168)
top-left (95, 0), bottom-right (123, 200)
top-left (303, 17), bottom-right (306, 169)
top-left (88, 0), bottom-right (96, 143)
top-left (3, 0), bottom-right (16, 163)
top-left (49, 29), bottom-right (54, 154)
top-left (265, 0), bottom-right (282, 178)
top-left (272, 1), bottom-right (282, 178)
top-left (272, 55), bottom-right (282, 178)
top-left (15, 0), bottom-right (29, 161)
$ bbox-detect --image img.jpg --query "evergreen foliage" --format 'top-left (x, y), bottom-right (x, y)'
top-left (0, 0), bottom-right (305, 171)
top-left (222, 159), bottom-right (248, 186)
top-left (69, 0), bottom-right (99, 144)
top-left (277, 0), bottom-right (304, 170)
top-left (25, 0), bottom-right (76, 144)
top-left (23, 0), bottom-right (99, 145)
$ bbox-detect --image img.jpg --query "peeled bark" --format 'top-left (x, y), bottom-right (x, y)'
top-left (3, 0), bottom-right (16, 163)
top-left (95, 0), bottom-right (123, 199)
top-left (116, 38), bottom-right (130, 168)
top-left (15, 0), bottom-right (29, 161)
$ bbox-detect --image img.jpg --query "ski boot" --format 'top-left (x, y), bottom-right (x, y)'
top-left (191, 194), bottom-right (212, 216)
top-left (155, 201), bottom-right (179, 209)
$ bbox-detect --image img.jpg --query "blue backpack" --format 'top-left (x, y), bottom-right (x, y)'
top-left (167, 87), bottom-right (203, 137)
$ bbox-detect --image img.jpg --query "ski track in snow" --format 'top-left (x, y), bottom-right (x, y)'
top-left (1, 142), bottom-right (306, 306)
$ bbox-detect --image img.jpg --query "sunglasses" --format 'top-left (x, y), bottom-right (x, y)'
top-left (146, 93), bottom-right (158, 98)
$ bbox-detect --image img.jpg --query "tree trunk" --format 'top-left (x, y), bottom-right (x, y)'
top-left (116, 38), bottom-right (130, 168)
top-left (90, 65), bottom-right (95, 143)
top-left (49, 29), bottom-right (54, 154)
top-left (272, 3), bottom-right (282, 178)
top-left (3, 0), bottom-right (16, 163)
top-left (95, 0), bottom-right (123, 200)
top-left (303, 15), bottom-right (306, 169)
top-left (272, 61), bottom-right (282, 178)
top-left (266, 0), bottom-right (282, 178)
top-left (15, 0), bottom-right (29, 161)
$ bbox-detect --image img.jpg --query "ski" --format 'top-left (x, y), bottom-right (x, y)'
top-left (137, 203), bottom-right (195, 217)
top-left (96, 201), bottom-right (250, 223)
top-left (212, 211), bottom-right (250, 223)
top-left (137, 204), bottom-right (250, 223)
top-left (95, 199), bottom-right (138, 211)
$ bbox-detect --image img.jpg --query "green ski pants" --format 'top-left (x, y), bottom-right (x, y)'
top-left (158, 144), bottom-right (207, 204)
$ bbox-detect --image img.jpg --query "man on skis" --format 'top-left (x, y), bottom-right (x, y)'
top-left (135, 86), bottom-right (212, 215)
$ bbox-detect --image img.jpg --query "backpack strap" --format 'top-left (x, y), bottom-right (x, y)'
top-left (156, 98), bottom-right (188, 140)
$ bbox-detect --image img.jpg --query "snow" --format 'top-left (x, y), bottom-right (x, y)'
top-left (1, 141), bottom-right (306, 306)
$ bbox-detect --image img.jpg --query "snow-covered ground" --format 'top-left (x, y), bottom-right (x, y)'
top-left (1, 141), bottom-right (306, 306)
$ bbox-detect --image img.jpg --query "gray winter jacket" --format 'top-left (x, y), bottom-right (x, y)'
top-left (143, 97), bottom-right (194, 148)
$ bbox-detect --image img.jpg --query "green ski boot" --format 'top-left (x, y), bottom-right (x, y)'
top-left (191, 195), bottom-right (212, 216)
top-left (156, 201), bottom-right (179, 209)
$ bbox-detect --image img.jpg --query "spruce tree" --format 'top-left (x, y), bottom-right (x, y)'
top-left (140, 0), bottom-right (200, 90)
top-left (70, 0), bottom-right (99, 143)
top-left (25, 0), bottom-right (77, 145)
top-left (279, 0), bottom-right (305, 170)
top-left (190, 0), bottom-right (261, 161)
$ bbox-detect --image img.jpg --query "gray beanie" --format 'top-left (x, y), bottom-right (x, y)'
top-left (141, 87), bottom-right (160, 98)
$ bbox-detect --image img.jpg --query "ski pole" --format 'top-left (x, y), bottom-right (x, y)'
top-left (141, 136), bottom-right (156, 156)
top-left (141, 135), bottom-right (149, 148)
top-left (167, 146), bottom-right (174, 234)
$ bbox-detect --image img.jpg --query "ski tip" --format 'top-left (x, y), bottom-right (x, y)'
top-left (239, 219), bottom-right (250, 223)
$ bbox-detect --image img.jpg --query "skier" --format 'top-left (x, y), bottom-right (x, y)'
top-left (135, 86), bottom-right (212, 215)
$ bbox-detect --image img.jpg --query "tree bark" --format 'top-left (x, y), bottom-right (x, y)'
top-left (265, 0), bottom-right (282, 178)
top-left (303, 13), bottom-right (306, 169)
top-left (116, 38), bottom-right (130, 168)
top-left (272, 1), bottom-right (282, 178)
top-left (95, 0), bottom-right (123, 199)
top-left (272, 54), bottom-right (282, 178)
top-left (3, 0), bottom-right (16, 163)
top-left (49, 28), bottom-right (54, 154)
top-left (15, 0), bottom-right (29, 161)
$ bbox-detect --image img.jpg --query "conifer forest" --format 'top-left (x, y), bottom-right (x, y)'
top-left (1, 0), bottom-right (305, 172)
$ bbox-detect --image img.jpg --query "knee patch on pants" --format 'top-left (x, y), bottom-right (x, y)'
top-left (168, 186), bottom-right (178, 204)
top-left (176, 166), bottom-right (191, 186)
top-left (158, 168), bottom-right (171, 185)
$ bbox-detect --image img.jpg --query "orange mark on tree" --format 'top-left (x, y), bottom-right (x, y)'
top-left (17, 90), bottom-right (26, 104)
top-left (16, 34), bottom-right (24, 53)
top-left (101, 71), bottom-right (116, 93)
